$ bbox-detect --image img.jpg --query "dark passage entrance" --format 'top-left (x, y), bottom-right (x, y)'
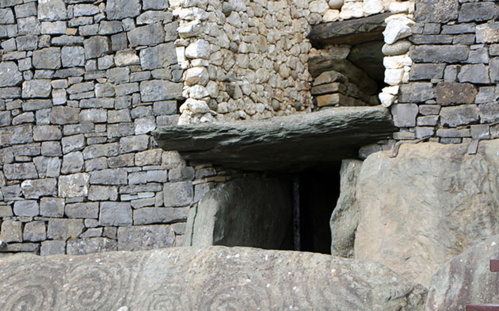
top-left (297, 164), bottom-right (342, 254)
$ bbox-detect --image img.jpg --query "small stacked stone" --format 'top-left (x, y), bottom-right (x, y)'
top-left (173, 0), bottom-right (314, 124)
top-left (308, 0), bottom-right (414, 24)
top-left (312, 67), bottom-right (379, 108)
top-left (392, 0), bottom-right (499, 142)
top-left (0, 0), bottom-right (228, 257)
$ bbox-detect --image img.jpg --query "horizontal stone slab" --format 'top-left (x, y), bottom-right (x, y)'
top-left (153, 107), bottom-right (396, 172)
top-left (308, 13), bottom-right (391, 45)
top-left (0, 246), bottom-right (427, 310)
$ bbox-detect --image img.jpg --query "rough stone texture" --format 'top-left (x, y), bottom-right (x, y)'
top-left (414, 0), bottom-right (458, 23)
top-left (118, 225), bottom-right (175, 251)
top-left (330, 160), bottom-right (362, 258)
top-left (0, 246), bottom-right (428, 310)
top-left (436, 83), bottom-right (477, 105)
top-left (352, 141), bottom-right (499, 286)
top-left (154, 107), bottom-right (396, 172)
top-left (309, 13), bottom-right (389, 45)
top-left (425, 234), bottom-right (499, 310)
top-left (185, 177), bottom-right (292, 249)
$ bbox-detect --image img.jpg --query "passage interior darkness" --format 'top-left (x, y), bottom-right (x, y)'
top-left (298, 163), bottom-right (342, 254)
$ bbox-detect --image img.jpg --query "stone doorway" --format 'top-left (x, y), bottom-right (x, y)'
top-left (298, 164), bottom-right (342, 254)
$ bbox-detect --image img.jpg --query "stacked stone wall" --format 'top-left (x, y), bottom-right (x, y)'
top-left (392, 0), bottom-right (499, 143)
top-left (174, 0), bottom-right (314, 124)
top-left (0, 0), bottom-right (236, 256)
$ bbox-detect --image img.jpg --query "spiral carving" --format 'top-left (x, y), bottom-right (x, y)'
top-left (0, 259), bottom-right (65, 311)
top-left (65, 257), bottom-right (132, 311)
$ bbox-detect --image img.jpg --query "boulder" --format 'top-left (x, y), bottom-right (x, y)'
top-left (349, 141), bottom-right (499, 286)
top-left (0, 246), bottom-right (427, 310)
top-left (184, 177), bottom-right (293, 250)
top-left (426, 234), bottom-right (499, 310)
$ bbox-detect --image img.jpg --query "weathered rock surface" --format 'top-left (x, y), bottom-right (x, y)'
top-left (425, 234), bottom-right (499, 310)
top-left (0, 246), bottom-right (428, 310)
top-left (350, 141), bottom-right (499, 286)
top-left (330, 160), bottom-right (362, 258)
top-left (309, 13), bottom-right (391, 45)
top-left (184, 177), bottom-right (293, 249)
top-left (153, 107), bottom-right (396, 172)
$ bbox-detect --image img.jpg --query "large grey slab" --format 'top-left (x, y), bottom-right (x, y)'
top-left (0, 246), bottom-right (427, 310)
top-left (153, 107), bottom-right (396, 172)
top-left (308, 13), bottom-right (391, 45)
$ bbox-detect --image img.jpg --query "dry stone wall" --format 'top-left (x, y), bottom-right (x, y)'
top-left (0, 0), bottom-right (237, 256)
top-left (174, 0), bottom-right (314, 124)
top-left (392, 0), bottom-right (499, 143)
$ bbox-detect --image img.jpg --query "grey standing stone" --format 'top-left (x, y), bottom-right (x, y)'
top-left (4, 163), bottom-right (38, 180)
top-left (32, 48), bottom-right (61, 69)
top-left (40, 240), bottom-right (66, 256)
top-left (22, 80), bottom-right (52, 98)
top-left (330, 160), bottom-right (362, 258)
top-left (118, 225), bottom-right (175, 251)
top-left (38, 0), bottom-right (67, 21)
top-left (47, 219), bottom-right (85, 240)
top-left (391, 104), bottom-right (419, 127)
top-left (41, 142), bottom-right (62, 157)
top-left (82, 143), bottom-right (119, 159)
top-left (58, 173), bottom-right (90, 197)
top-left (128, 23), bottom-right (164, 47)
top-left (440, 105), bottom-right (480, 128)
top-left (0, 125), bottom-right (33, 145)
top-left (65, 202), bottom-right (99, 219)
top-left (66, 238), bottom-right (118, 255)
top-left (84, 36), bottom-right (110, 59)
top-left (40, 197), bottom-right (65, 217)
top-left (23, 221), bottom-right (46, 242)
top-left (99, 202), bottom-right (132, 226)
top-left (0, 62), bottom-right (22, 87)
top-left (106, 0), bottom-right (141, 20)
top-left (13, 200), bottom-right (39, 217)
top-left (61, 46), bottom-right (85, 67)
top-left (21, 178), bottom-right (57, 199)
top-left (164, 181), bottom-right (193, 207)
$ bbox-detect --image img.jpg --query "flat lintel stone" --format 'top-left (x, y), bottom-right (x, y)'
top-left (308, 13), bottom-right (391, 45)
top-left (152, 106), bottom-right (396, 172)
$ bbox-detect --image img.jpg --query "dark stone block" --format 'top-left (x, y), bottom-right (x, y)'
top-left (440, 105), bottom-right (480, 127)
top-left (410, 64), bottom-right (445, 81)
top-left (436, 82), bottom-right (477, 105)
top-left (399, 83), bottom-right (435, 103)
top-left (410, 45), bottom-right (469, 63)
top-left (409, 35), bottom-right (453, 45)
top-left (458, 2), bottom-right (498, 23)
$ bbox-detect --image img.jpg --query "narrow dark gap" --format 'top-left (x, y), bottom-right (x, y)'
top-left (298, 163), bottom-right (342, 254)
